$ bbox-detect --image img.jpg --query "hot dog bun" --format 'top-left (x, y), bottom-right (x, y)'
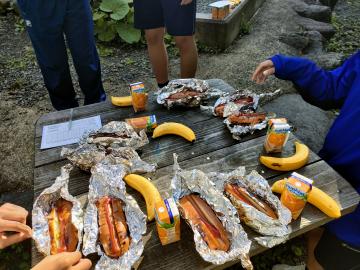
top-left (179, 194), bottom-right (230, 251)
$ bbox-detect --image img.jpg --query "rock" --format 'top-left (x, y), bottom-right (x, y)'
top-left (289, 0), bottom-right (331, 22)
top-left (272, 265), bottom-right (306, 270)
top-left (263, 94), bottom-right (335, 153)
top-left (319, 0), bottom-right (338, 9)
top-left (303, 30), bottom-right (324, 54)
top-left (279, 32), bottom-right (310, 50)
top-left (296, 16), bottom-right (335, 39)
top-left (308, 52), bottom-right (345, 70)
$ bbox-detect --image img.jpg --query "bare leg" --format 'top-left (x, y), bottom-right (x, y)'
top-left (174, 35), bottom-right (198, 78)
top-left (306, 228), bottom-right (325, 270)
top-left (145, 28), bottom-right (168, 84)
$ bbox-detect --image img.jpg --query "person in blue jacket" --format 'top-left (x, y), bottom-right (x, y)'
top-left (17, 0), bottom-right (106, 110)
top-left (252, 51), bottom-right (360, 270)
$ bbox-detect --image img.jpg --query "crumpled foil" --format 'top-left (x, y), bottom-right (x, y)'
top-left (86, 121), bottom-right (149, 149)
top-left (213, 91), bottom-right (260, 117)
top-left (156, 79), bottom-right (223, 109)
top-left (61, 143), bottom-right (156, 174)
top-left (224, 113), bottom-right (268, 140)
top-left (32, 164), bottom-right (83, 255)
top-left (82, 161), bottom-right (147, 270)
top-left (171, 154), bottom-right (253, 270)
top-left (209, 168), bottom-right (292, 248)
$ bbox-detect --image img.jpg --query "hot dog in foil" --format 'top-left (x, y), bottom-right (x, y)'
top-left (82, 160), bottom-right (146, 270)
top-left (209, 168), bottom-right (292, 248)
top-left (156, 79), bottom-right (223, 109)
top-left (171, 154), bottom-right (253, 269)
top-left (32, 164), bottom-right (83, 256)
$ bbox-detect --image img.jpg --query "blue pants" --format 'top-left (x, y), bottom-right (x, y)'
top-left (17, 0), bottom-right (106, 110)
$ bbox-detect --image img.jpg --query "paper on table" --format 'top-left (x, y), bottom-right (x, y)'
top-left (40, 115), bottom-right (102, 149)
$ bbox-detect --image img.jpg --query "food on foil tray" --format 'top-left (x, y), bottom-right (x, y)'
top-left (152, 122), bottom-right (196, 142)
top-left (264, 118), bottom-right (291, 153)
top-left (227, 111), bottom-right (266, 126)
top-left (156, 79), bottom-right (210, 108)
top-left (260, 141), bottom-right (309, 171)
top-left (47, 199), bottom-right (78, 254)
top-left (271, 179), bottom-right (341, 218)
top-left (86, 121), bottom-right (148, 148)
top-left (96, 196), bottom-right (131, 258)
top-left (214, 94), bottom-right (256, 117)
top-left (123, 174), bottom-right (162, 221)
top-left (179, 194), bottom-right (230, 252)
top-left (224, 183), bottom-right (278, 219)
top-left (280, 172), bottom-right (313, 220)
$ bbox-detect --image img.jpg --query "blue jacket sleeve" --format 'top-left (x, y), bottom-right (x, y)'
top-left (270, 53), bottom-right (358, 110)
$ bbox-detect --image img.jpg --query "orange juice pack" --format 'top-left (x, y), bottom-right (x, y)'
top-left (125, 115), bottom-right (157, 133)
top-left (155, 198), bottom-right (181, 245)
top-left (281, 172), bottom-right (313, 220)
top-left (264, 118), bottom-right (291, 153)
top-left (130, 82), bottom-right (148, 112)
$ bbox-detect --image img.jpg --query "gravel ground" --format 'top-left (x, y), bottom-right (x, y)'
top-left (197, 0), bottom-right (214, 13)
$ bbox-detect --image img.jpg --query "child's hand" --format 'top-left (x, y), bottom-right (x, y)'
top-left (180, 0), bottom-right (193, 5)
top-left (252, 60), bottom-right (275, 84)
top-left (0, 203), bottom-right (32, 249)
top-left (32, 251), bottom-right (92, 270)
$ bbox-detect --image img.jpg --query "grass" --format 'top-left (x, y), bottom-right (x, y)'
top-left (0, 240), bottom-right (31, 270)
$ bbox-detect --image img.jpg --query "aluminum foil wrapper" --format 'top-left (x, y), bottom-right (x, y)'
top-left (61, 144), bottom-right (156, 174)
top-left (171, 154), bottom-right (253, 270)
top-left (213, 91), bottom-right (260, 117)
top-left (211, 168), bottom-right (292, 247)
top-left (32, 164), bottom-right (83, 255)
top-left (86, 121), bottom-right (149, 149)
top-left (224, 114), bottom-right (268, 140)
top-left (156, 79), bottom-right (223, 109)
top-left (82, 161), bottom-right (147, 270)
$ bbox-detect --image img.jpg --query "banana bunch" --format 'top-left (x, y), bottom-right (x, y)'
top-left (260, 142), bottom-right (309, 171)
top-left (272, 179), bottom-right (341, 218)
top-left (124, 174), bottom-right (162, 221)
top-left (111, 96), bottom-right (132, 107)
top-left (152, 122), bottom-right (196, 142)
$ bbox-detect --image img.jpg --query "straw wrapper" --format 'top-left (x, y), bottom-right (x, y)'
top-left (210, 168), bottom-right (292, 248)
top-left (32, 164), bottom-right (83, 255)
top-left (82, 161), bottom-right (147, 270)
top-left (171, 154), bottom-right (253, 270)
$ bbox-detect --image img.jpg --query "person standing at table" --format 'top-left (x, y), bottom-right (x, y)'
top-left (16, 0), bottom-right (106, 111)
top-left (252, 51), bottom-right (360, 270)
top-left (133, 0), bottom-right (198, 89)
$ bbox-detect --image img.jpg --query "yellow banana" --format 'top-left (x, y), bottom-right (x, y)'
top-left (152, 122), bottom-right (196, 142)
top-left (111, 96), bottom-right (132, 107)
top-left (260, 141), bottom-right (309, 171)
top-left (124, 174), bottom-right (162, 221)
top-left (271, 179), bottom-right (341, 218)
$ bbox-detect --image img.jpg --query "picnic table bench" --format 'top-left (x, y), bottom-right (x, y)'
top-left (32, 79), bottom-right (359, 269)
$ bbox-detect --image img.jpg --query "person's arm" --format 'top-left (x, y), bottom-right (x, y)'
top-left (0, 203), bottom-right (32, 249)
top-left (252, 53), bottom-right (359, 110)
top-left (270, 54), bottom-right (356, 110)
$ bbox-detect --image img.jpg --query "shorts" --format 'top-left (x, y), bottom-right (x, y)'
top-left (133, 0), bottom-right (196, 36)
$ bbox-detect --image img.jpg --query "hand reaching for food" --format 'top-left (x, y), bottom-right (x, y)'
top-left (0, 203), bottom-right (32, 249)
top-left (251, 60), bottom-right (275, 84)
top-left (31, 251), bottom-right (92, 270)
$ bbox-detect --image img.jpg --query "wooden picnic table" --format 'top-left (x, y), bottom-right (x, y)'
top-left (32, 79), bottom-right (359, 269)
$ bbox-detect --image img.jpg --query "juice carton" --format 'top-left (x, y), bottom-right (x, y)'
top-left (281, 172), bottom-right (313, 220)
top-left (264, 118), bottom-right (291, 153)
top-left (155, 198), bottom-right (180, 245)
top-left (130, 82), bottom-right (148, 112)
top-left (125, 115), bottom-right (157, 133)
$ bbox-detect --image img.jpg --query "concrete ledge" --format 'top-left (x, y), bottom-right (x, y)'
top-left (195, 0), bottom-right (266, 49)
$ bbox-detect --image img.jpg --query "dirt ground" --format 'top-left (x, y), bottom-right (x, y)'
top-left (0, 0), bottom-right (359, 193)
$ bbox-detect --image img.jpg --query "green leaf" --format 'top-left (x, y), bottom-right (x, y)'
top-left (93, 11), bottom-right (106, 21)
top-left (99, 0), bottom-right (130, 20)
top-left (116, 23), bottom-right (141, 43)
top-left (98, 28), bottom-right (116, 42)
